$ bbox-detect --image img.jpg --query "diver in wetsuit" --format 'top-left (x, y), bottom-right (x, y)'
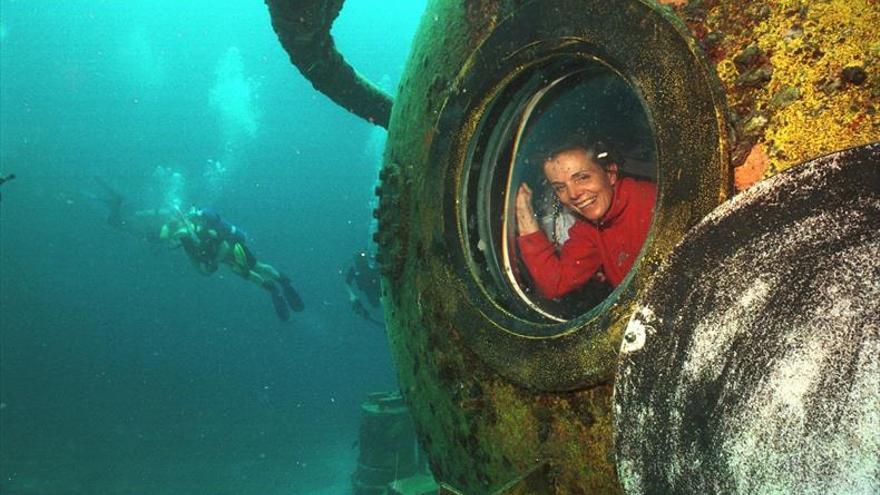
top-left (344, 251), bottom-right (383, 328)
top-left (161, 207), bottom-right (305, 322)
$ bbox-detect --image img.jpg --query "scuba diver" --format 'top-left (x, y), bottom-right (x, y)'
top-left (86, 179), bottom-right (302, 321)
top-left (344, 251), bottom-right (383, 328)
top-left (160, 207), bottom-right (305, 322)
top-left (0, 172), bottom-right (15, 202)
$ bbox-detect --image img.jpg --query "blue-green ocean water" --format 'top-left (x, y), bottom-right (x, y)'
top-left (0, 1), bottom-right (425, 493)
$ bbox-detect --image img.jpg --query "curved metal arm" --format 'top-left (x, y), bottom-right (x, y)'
top-left (265, 0), bottom-right (393, 128)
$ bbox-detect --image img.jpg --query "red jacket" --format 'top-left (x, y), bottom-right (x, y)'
top-left (518, 177), bottom-right (656, 299)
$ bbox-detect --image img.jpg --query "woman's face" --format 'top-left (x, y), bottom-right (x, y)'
top-left (543, 148), bottom-right (618, 223)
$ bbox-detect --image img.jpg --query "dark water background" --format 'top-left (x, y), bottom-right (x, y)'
top-left (0, 1), bottom-right (425, 493)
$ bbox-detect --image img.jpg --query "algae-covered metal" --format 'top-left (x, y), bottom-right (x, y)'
top-left (374, 0), bottom-right (729, 490)
top-left (266, 0), bottom-right (879, 492)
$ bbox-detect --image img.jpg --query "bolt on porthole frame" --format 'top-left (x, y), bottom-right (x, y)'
top-left (461, 55), bottom-right (658, 327)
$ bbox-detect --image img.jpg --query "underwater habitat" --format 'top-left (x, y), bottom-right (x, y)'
top-left (1, 0), bottom-right (878, 494)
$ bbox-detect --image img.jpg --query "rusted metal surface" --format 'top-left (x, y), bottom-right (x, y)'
top-left (615, 143), bottom-right (880, 494)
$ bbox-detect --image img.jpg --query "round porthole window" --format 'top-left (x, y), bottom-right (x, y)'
top-left (397, 0), bottom-right (731, 390)
top-left (463, 56), bottom-right (657, 324)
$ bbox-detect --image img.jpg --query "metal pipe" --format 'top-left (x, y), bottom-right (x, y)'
top-left (265, 0), bottom-right (393, 128)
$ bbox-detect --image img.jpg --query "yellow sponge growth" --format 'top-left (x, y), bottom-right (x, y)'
top-left (756, 0), bottom-right (879, 173)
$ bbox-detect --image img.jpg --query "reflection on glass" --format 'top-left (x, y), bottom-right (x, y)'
top-left (501, 64), bottom-right (657, 320)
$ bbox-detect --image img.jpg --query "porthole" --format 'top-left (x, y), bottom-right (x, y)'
top-left (410, 0), bottom-right (730, 390)
top-left (463, 56), bottom-right (657, 325)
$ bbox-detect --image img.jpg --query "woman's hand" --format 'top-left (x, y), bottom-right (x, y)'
top-left (515, 183), bottom-right (540, 235)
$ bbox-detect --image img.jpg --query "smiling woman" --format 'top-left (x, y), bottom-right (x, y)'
top-left (468, 58), bottom-right (659, 322)
top-left (514, 142), bottom-right (656, 316)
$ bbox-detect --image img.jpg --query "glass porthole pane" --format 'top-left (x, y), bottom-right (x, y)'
top-left (467, 57), bottom-right (657, 324)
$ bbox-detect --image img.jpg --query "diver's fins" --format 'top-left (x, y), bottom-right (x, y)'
top-left (265, 284), bottom-right (290, 321)
top-left (279, 276), bottom-right (305, 312)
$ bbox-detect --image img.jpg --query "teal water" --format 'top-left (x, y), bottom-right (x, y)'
top-left (0, 1), bottom-right (425, 493)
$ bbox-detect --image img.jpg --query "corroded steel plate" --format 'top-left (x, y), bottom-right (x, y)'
top-left (614, 143), bottom-right (879, 494)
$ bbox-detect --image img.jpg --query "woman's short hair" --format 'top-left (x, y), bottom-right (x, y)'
top-left (541, 140), bottom-right (620, 170)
